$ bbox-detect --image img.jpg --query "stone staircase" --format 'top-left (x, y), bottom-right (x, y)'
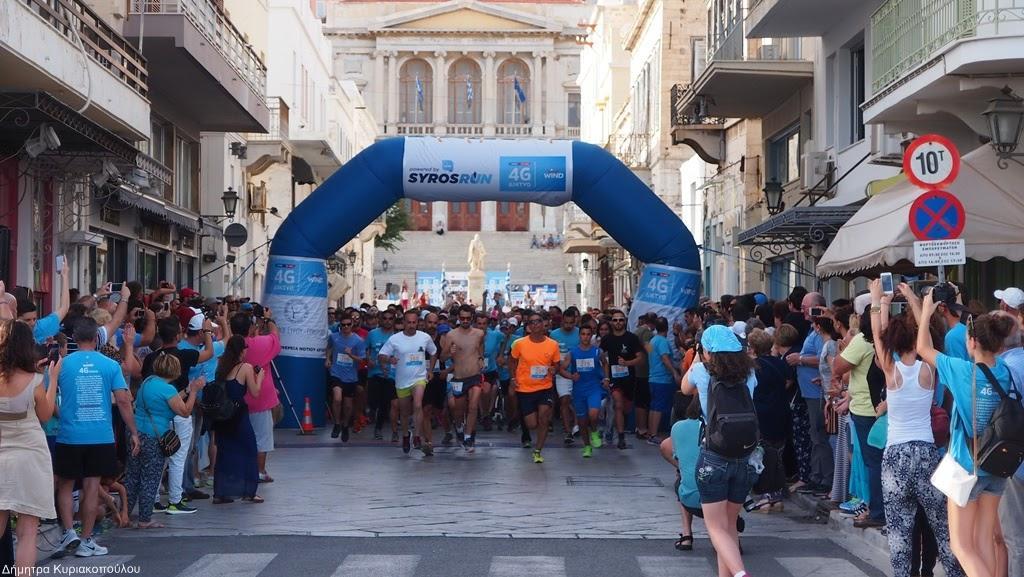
top-left (373, 231), bottom-right (580, 307)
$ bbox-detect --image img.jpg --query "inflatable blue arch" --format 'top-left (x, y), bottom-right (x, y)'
top-left (265, 137), bottom-right (701, 427)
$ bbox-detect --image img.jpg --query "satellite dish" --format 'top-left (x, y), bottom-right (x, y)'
top-left (224, 223), bottom-right (248, 248)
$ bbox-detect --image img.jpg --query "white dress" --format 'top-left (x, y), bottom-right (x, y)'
top-left (0, 373), bottom-right (56, 519)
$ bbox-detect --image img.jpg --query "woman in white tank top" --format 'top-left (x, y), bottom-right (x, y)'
top-left (869, 280), bottom-right (966, 577)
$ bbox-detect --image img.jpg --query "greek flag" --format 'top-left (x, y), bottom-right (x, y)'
top-left (466, 77), bottom-right (474, 107)
top-left (441, 263), bottom-right (448, 300)
top-left (504, 263), bottom-right (511, 306)
top-left (513, 77), bottom-right (526, 107)
top-left (415, 75), bottom-right (424, 112)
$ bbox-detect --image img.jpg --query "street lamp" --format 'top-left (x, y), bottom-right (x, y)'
top-left (763, 179), bottom-right (785, 215)
top-left (982, 86), bottom-right (1024, 168)
top-left (582, 257), bottom-right (590, 272)
top-left (200, 187), bottom-right (240, 223)
top-left (381, 258), bottom-right (389, 272)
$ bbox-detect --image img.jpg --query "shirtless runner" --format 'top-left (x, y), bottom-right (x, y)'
top-left (442, 304), bottom-right (486, 452)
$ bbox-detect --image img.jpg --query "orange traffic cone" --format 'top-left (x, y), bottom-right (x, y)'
top-left (301, 397), bottom-right (314, 434)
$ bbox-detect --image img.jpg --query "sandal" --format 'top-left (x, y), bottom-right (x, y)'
top-left (242, 495), bottom-right (265, 504)
top-left (674, 534), bottom-right (693, 551)
top-left (135, 521), bottom-right (165, 529)
top-left (212, 497), bottom-right (234, 505)
top-left (746, 497), bottom-right (772, 512)
top-left (258, 473), bottom-right (274, 483)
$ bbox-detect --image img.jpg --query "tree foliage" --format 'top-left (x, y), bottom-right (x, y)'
top-left (374, 202), bottom-right (410, 252)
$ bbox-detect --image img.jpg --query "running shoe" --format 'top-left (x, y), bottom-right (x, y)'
top-left (421, 443), bottom-right (434, 457)
top-left (563, 433), bottom-right (574, 446)
top-left (532, 450), bottom-right (544, 464)
top-left (839, 497), bottom-right (865, 513)
top-left (74, 538), bottom-right (107, 558)
top-left (590, 431), bottom-right (603, 449)
top-left (442, 432), bottom-right (454, 446)
top-left (341, 426), bottom-right (350, 442)
top-left (55, 528), bottom-right (80, 558)
top-left (374, 427), bottom-right (383, 440)
top-left (402, 434), bottom-right (411, 454)
top-left (582, 445), bottom-right (593, 458)
top-left (391, 431), bottom-right (399, 443)
top-left (331, 425), bottom-right (342, 439)
top-left (465, 437), bottom-right (476, 453)
top-left (646, 436), bottom-right (662, 446)
top-left (617, 437), bottom-right (627, 450)
top-left (166, 501), bottom-right (197, 515)
top-left (571, 424), bottom-right (580, 437)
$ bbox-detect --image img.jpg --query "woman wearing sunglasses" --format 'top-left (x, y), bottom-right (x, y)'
top-left (916, 292), bottom-right (1016, 577)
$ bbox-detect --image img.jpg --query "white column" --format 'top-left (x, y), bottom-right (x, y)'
top-left (433, 51), bottom-right (447, 134)
top-left (386, 51), bottom-right (399, 133)
top-left (482, 51), bottom-right (496, 135)
top-left (531, 51), bottom-right (543, 135)
top-left (372, 50), bottom-right (385, 134)
top-left (481, 201), bottom-right (497, 231)
top-left (545, 51), bottom-right (559, 135)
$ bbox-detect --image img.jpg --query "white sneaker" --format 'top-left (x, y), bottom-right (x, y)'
top-left (54, 529), bottom-right (80, 558)
top-left (75, 538), bottom-right (108, 557)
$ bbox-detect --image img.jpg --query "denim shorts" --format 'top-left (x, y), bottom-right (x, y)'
top-left (695, 448), bottom-right (758, 505)
top-left (969, 475), bottom-right (1008, 500)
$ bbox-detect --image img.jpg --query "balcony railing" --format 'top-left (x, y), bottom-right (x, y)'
top-left (130, 0), bottom-right (267, 100)
top-left (396, 124), bottom-right (433, 135)
top-left (670, 84), bottom-right (727, 127)
top-left (248, 97), bottom-right (288, 142)
top-left (22, 0), bottom-right (148, 98)
top-left (870, 0), bottom-right (1024, 95)
top-left (496, 124), bottom-right (532, 136)
top-left (449, 124), bottom-right (484, 136)
top-left (566, 126), bottom-right (581, 139)
top-left (708, 17), bottom-right (802, 62)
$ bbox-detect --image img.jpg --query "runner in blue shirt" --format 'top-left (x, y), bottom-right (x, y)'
top-left (366, 311), bottom-right (398, 440)
top-left (550, 308), bottom-right (581, 446)
top-left (325, 312), bottom-right (366, 442)
top-left (560, 324), bottom-right (609, 458)
top-left (477, 313), bottom-right (505, 431)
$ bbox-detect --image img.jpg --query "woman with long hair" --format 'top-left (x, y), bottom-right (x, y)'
top-left (681, 325), bottom-right (758, 577)
top-left (868, 280), bottom-right (964, 577)
top-left (213, 335), bottom-right (264, 504)
top-left (916, 293), bottom-right (1016, 577)
top-left (0, 319), bottom-right (58, 569)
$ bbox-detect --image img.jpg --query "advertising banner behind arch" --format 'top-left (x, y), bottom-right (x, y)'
top-left (627, 264), bottom-right (701, 331)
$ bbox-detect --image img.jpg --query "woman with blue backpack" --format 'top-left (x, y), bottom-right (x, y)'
top-left (681, 324), bottom-right (759, 577)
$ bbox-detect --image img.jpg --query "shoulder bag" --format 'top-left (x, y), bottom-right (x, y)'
top-left (930, 361), bottom-right (978, 507)
top-left (141, 377), bottom-right (181, 457)
top-left (975, 364), bottom-right (1024, 477)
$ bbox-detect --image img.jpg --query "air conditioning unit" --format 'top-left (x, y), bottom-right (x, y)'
top-left (758, 44), bottom-right (780, 60)
top-left (870, 127), bottom-right (912, 166)
top-left (802, 147), bottom-right (830, 189)
top-left (248, 182), bottom-right (268, 213)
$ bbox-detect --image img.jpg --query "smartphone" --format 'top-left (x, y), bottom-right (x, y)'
top-left (254, 366), bottom-right (262, 375)
top-left (47, 344), bottom-right (60, 364)
top-left (881, 272), bottom-right (895, 295)
top-left (134, 309), bottom-right (146, 319)
top-left (55, 255), bottom-right (65, 273)
top-left (810, 307), bottom-right (827, 317)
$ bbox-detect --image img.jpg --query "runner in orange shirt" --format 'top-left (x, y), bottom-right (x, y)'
top-left (509, 311), bottom-right (561, 464)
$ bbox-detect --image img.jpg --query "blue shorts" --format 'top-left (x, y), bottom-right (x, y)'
top-left (572, 386), bottom-right (603, 418)
top-left (969, 475), bottom-right (1007, 501)
top-left (696, 448), bottom-right (758, 505)
top-left (649, 381), bottom-right (675, 414)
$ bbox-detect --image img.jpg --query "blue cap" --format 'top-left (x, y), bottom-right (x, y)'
top-left (700, 324), bottom-right (743, 353)
top-left (753, 292), bottom-right (768, 306)
top-left (241, 303), bottom-right (254, 312)
top-left (437, 325), bottom-right (451, 336)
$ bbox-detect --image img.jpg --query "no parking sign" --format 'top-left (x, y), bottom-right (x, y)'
top-left (903, 135), bottom-right (965, 269)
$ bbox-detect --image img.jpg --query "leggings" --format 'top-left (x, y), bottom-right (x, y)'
top-left (790, 398), bottom-right (813, 483)
top-left (880, 441), bottom-right (965, 577)
top-left (829, 412), bottom-right (850, 503)
top-left (124, 435), bottom-right (165, 524)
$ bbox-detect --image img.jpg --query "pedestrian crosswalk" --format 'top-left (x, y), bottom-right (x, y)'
top-left (46, 552), bottom-right (887, 577)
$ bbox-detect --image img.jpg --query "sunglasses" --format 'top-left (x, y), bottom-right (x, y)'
top-left (527, 319), bottom-right (543, 325)
top-left (340, 322), bottom-right (353, 327)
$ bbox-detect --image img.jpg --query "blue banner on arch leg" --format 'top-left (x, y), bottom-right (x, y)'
top-left (627, 264), bottom-right (701, 331)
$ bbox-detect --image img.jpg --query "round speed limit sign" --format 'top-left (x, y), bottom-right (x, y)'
top-left (903, 134), bottom-right (960, 189)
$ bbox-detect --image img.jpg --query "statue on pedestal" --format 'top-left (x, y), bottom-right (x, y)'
top-left (468, 233), bottom-right (486, 273)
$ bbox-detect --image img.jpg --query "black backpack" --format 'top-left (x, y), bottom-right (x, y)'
top-left (976, 365), bottom-right (1024, 478)
top-left (703, 375), bottom-right (760, 458)
top-left (199, 380), bottom-right (240, 423)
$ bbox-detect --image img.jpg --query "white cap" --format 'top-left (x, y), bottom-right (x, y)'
top-left (187, 309), bottom-right (206, 332)
top-left (731, 321), bottom-right (748, 337)
top-left (995, 287), bottom-right (1024, 309)
top-left (507, 317), bottom-right (520, 327)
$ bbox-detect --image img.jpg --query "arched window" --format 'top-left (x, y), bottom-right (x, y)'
top-left (448, 59), bottom-right (482, 125)
top-left (399, 59), bottom-right (433, 124)
top-left (497, 58), bottom-right (530, 125)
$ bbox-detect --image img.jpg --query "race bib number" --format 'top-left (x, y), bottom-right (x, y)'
top-left (530, 365), bottom-right (549, 379)
top-left (577, 358), bottom-right (595, 371)
top-left (336, 353), bottom-right (353, 366)
top-left (611, 365), bottom-right (629, 378)
top-left (451, 381), bottom-right (463, 394)
top-left (406, 352), bottom-right (425, 367)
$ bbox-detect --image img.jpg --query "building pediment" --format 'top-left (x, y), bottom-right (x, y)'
top-left (372, 1), bottom-right (562, 34)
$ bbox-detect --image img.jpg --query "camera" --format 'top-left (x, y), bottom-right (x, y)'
top-left (251, 303), bottom-right (265, 318)
top-left (930, 282), bottom-right (957, 305)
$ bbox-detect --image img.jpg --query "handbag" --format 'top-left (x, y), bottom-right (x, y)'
top-left (930, 361), bottom-right (978, 507)
top-left (975, 364), bottom-right (1024, 477)
top-left (141, 377), bottom-right (181, 458)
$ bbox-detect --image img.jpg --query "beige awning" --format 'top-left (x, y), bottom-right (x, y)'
top-left (562, 238), bottom-right (608, 254)
top-left (817, 145), bottom-right (1024, 278)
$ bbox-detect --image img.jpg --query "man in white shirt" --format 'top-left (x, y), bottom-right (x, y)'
top-left (379, 309), bottom-right (438, 455)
